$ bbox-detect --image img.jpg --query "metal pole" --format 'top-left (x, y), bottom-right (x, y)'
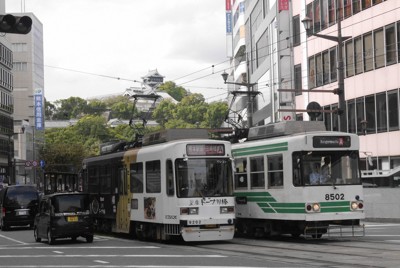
top-left (247, 85), bottom-right (253, 127)
top-left (337, 17), bottom-right (347, 133)
top-left (7, 134), bottom-right (12, 184)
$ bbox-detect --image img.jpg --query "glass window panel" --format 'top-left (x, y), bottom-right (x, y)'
top-left (354, 37), bottom-right (363, 74)
top-left (316, 54), bottom-right (323, 87)
top-left (374, 29), bottom-right (385, 68)
top-left (388, 90), bottom-right (399, 131)
top-left (365, 95), bottom-right (376, 134)
top-left (343, 0), bottom-right (352, 18)
top-left (322, 51), bottom-right (330, 84)
top-left (250, 156), bottom-right (265, 189)
top-left (345, 41), bottom-right (354, 77)
top-left (234, 158), bottom-right (248, 189)
top-left (321, 0), bottom-right (328, 30)
top-left (332, 104), bottom-right (339, 131)
top-left (146, 161), bottom-right (161, 193)
top-left (362, 0), bottom-right (372, 9)
top-left (376, 92), bottom-right (387, 133)
top-left (314, 0), bottom-right (321, 33)
top-left (356, 97), bottom-right (365, 135)
top-left (267, 154), bottom-right (283, 187)
top-left (294, 64), bottom-right (302, 96)
top-left (348, 100), bottom-right (356, 133)
top-left (385, 25), bottom-right (396, 65)
top-left (363, 33), bottom-right (373, 71)
top-left (352, 0), bottom-right (361, 14)
top-left (293, 15), bottom-right (300, 47)
top-left (328, 0), bottom-right (336, 25)
top-left (130, 163), bottom-right (143, 193)
top-left (324, 106), bottom-right (332, 131)
top-left (309, 57), bottom-right (316, 89)
top-left (330, 48), bottom-right (337, 81)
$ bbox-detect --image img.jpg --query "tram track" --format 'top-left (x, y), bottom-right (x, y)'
top-left (189, 236), bottom-right (400, 268)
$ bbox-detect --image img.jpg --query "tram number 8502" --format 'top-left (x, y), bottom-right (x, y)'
top-left (325, 193), bottom-right (345, 200)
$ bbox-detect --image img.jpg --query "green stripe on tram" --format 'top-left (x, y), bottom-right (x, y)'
top-left (235, 191), bottom-right (352, 214)
top-left (232, 142), bottom-right (288, 157)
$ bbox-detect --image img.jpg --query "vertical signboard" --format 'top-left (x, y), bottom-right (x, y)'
top-left (34, 88), bottom-right (44, 130)
top-left (225, 0), bottom-right (232, 34)
top-left (278, 0), bottom-right (289, 11)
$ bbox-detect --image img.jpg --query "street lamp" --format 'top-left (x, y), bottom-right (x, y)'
top-left (221, 71), bottom-right (258, 127)
top-left (302, 15), bottom-right (351, 133)
top-left (7, 126), bottom-right (25, 185)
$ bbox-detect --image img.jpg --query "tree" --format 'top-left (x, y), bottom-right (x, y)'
top-left (103, 96), bottom-right (137, 120)
top-left (44, 99), bottom-right (56, 120)
top-left (152, 99), bottom-right (177, 127)
top-left (204, 101), bottom-right (229, 128)
top-left (86, 99), bottom-right (108, 116)
top-left (52, 97), bottom-right (88, 119)
top-left (158, 81), bottom-right (187, 101)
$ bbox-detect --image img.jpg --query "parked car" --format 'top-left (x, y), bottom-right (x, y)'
top-left (0, 185), bottom-right (39, 231)
top-left (34, 192), bottom-right (94, 244)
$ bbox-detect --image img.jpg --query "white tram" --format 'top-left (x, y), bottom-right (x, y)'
top-left (232, 121), bottom-right (365, 238)
top-left (81, 129), bottom-right (235, 242)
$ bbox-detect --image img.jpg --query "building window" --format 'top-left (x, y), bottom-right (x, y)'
top-left (365, 95), bottom-right (376, 134)
top-left (13, 62), bottom-right (28, 72)
top-left (352, 0), bottom-right (361, 14)
top-left (328, 0), bottom-right (336, 25)
top-left (345, 40), bottom-right (354, 77)
top-left (388, 90), bottom-right (399, 131)
top-left (330, 48), bottom-right (337, 81)
top-left (374, 29), bottom-right (385, 68)
top-left (309, 57), bottom-right (315, 89)
top-left (321, 0), bottom-right (328, 30)
top-left (293, 15), bottom-right (300, 47)
top-left (343, 0), bottom-right (352, 18)
top-left (356, 97), bottom-right (365, 135)
top-left (348, 100), bottom-right (356, 133)
top-left (313, 0), bottom-right (321, 33)
top-left (322, 50), bottom-right (330, 84)
top-left (294, 64), bottom-right (302, 96)
top-left (362, 0), bottom-right (372, 9)
top-left (376, 92), bottom-right (387, 133)
top-left (354, 37), bottom-right (363, 74)
top-left (316, 54), bottom-right (323, 87)
top-left (385, 24), bottom-right (397, 65)
top-left (363, 33), bottom-right (374, 72)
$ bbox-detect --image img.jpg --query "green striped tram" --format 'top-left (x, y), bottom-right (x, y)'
top-left (232, 121), bottom-right (365, 238)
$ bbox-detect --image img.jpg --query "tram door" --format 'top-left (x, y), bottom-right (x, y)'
top-left (116, 167), bottom-right (130, 233)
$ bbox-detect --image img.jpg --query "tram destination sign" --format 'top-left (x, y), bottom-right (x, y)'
top-left (186, 144), bottom-right (225, 156)
top-left (313, 136), bottom-right (351, 148)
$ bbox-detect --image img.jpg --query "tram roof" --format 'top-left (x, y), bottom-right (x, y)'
top-left (143, 128), bottom-right (209, 146)
top-left (247, 121), bottom-right (326, 141)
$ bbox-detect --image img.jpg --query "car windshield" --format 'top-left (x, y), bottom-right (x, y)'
top-left (5, 186), bottom-right (38, 207)
top-left (293, 150), bottom-right (361, 186)
top-left (176, 158), bottom-right (233, 198)
top-left (53, 194), bottom-right (89, 213)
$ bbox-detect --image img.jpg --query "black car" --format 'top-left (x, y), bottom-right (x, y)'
top-left (0, 185), bottom-right (39, 230)
top-left (34, 192), bottom-right (94, 244)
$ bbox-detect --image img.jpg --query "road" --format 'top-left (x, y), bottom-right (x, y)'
top-left (0, 221), bottom-right (399, 268)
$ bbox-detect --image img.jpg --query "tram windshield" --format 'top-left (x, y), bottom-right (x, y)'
top-left (176, 158), bottom-right (233, 198)
top-left (293, 150), bottom-right (361, 186)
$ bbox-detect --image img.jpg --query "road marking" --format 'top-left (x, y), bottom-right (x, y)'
top-left (53, 251), bottom-right (63, 254)
top-left (93, 260), bottom-right (109, 264)
top-left (0, 254), bottom-right (226, 258)
top-left (0, 234), bottom-right (27, 245)
top-left (0, 246), bottom-right (160, 250)
top-left (0, 266), bottom-right (253, 268)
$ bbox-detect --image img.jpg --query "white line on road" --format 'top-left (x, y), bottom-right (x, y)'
top-left (0, 234), bottom-right (27, 245)
top-left (93, 260), bottom-right (109, 264)
top-left (0, 254), bottom-right (226, 258)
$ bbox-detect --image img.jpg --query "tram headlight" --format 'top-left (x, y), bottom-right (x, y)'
top-left (220, 206), bottom-right (235, 214)
top-left (180, 207), bottom-right (199, 215)
top-left (351, 201), bottom-right (363, 210)
top-left (306, 202), bottom-right (321, 213)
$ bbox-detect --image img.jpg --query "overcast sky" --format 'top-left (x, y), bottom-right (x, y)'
top-left (6, 0), bottom-right (230, 102)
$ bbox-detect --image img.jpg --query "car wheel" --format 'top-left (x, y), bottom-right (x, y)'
top-left (86, 235), bottom-right (94, 243)
top-left (34, 227), bottom-right (41, 242)
top-left (71, 236), bottom-right (77, 242)
top-left (47, 229), bottom-right (55, 245)
top-left (1, 220), bottom-right (8, 231)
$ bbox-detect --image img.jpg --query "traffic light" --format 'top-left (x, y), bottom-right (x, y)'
top-left (0, 14), bottom-right (32, 34)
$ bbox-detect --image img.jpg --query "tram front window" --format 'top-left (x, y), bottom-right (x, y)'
top-left (176, 158), bottom-right (233, 198)
top-left (293, 151), bottom-right (361, 186)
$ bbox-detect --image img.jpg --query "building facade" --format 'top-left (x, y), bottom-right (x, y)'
top-left (226, 0), bottom-right (399, 180)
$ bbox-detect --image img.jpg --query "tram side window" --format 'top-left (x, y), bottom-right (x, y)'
top-left (88, 167), bottom-right (99, 193)
top-left (267, 154), bottom-right (283, 188)
top-left (250, 156), bottom-right (265, 189)
top-left (234, 158), bottom-right (248, 189)
top-left (166, 160), bottom-right (174, 196)
top-left (146, 160), bottom-right (161, 193)
top-left (130, 163), bottom-right (143, 193)
top-left (100, 165), bottom-right (112, 194)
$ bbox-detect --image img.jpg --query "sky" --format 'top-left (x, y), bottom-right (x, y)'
top-left (6, 0), bottom-right (231, 103)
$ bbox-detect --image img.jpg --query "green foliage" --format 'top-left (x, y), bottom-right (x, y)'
top-left (42, 87), bottom-right (229, 172)
top-left (158, 81), bottom-right (187, 101)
